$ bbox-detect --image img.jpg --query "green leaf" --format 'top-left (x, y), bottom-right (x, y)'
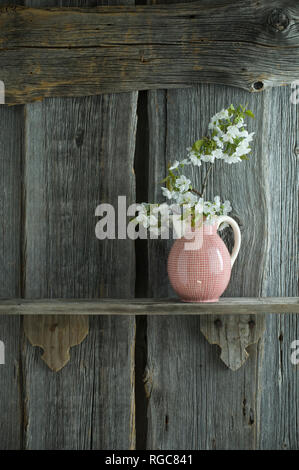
top-left (193, 139), bottom-right (204, 151)
top-left (240, 155), bottom-right (249, 160)
top-left (245, 110), bottom-right (255, 119)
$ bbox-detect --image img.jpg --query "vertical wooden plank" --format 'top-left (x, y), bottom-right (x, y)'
top-left (0, 0), bottom-right (24, 448)
top-left (22, 0), bottom-right (137, 450)
top-left (0, 104), bottom-right (23, 449)
top-left (258, 87), bottom-right (299, 449)
top-left (146, 84), bottom-right (268, 449)
top-left (145, 0), bottom-right (297, 450)
top-left (23, 85), bottom-right (137, 451)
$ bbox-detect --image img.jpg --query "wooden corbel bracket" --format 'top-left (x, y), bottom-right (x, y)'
top-left (23, 315), bottom-right (89, 372)
top-left (200, 314), bottom-right (266, 371)
top-left (0, 1), bottom-right (299, 104)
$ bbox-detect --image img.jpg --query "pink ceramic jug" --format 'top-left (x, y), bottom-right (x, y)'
top-left (167, 216), bottom-right (241, 302)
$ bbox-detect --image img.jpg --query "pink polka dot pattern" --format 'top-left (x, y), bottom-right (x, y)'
top-left (168, 223), bottom-right (232, 303)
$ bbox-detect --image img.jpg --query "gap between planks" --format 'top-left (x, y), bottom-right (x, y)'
top-left (0, 298), bottom-right (298, 315)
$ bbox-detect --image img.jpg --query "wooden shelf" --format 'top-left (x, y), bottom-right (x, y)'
top-left (0, 297), bottom-right (298, 315)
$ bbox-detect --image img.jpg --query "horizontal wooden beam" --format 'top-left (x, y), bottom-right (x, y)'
top-left (0, 298), bottom-right (298, 315)
top-left (1, 1), bottom-right (299, 104)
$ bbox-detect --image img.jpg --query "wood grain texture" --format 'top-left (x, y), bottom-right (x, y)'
top-left (21, 0), bottom-right (137, 450)
top-left (257, 87), bottom-right (299, 450)
top-left (200, 314), bottom-right (266, 371)
top-left (23, 315), bottom-right (89, 371)
top-left (22, 94), bottom-right (137, 447)
top-left (0, 99), bottom-right (23, 448)
top-left (199, 82), bottom-right (268, 370)
top-left (22, 91), bottom-right (137, 449)
top-left (146, 80), bottom-right (271, 447)
top-left (1, 0), bottom-right (299, 104)
top-left (0, 298), bottom-right (298, 315)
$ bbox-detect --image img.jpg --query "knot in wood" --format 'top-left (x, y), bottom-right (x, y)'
top-left (268, 8), bottom-right (290, 32)
top-left (252, 81), bottom-right (264, 91)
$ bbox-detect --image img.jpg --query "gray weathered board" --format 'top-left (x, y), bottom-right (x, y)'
top-left (146, 83), bottom-right (298, 448)
top-left (146, 0), bottom-right (298, 446)
top-left (0, 0), bottom-right (298, 452)
top-left (0, 298), bottom-right (298, 315)
top-left (0, 0), bottom-right (137, 451)
top-left (1, 1), bottom-right (299, 103)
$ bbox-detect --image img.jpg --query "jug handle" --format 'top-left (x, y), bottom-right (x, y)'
top-left (216, 216), bottom-right (241, 268)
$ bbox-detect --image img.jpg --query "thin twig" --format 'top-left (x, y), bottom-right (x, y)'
top-left (190, 187), bottom-right (202, 197)
top-left (200, 165), bottom-right (213, 197)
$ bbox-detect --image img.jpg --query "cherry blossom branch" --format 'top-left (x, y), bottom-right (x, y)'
top-left (190, 165), bottom-right (213, 198)
top-left (190, 187), bottom-right (202, 197)
top-left (199, 165), bottom-right (213, 197)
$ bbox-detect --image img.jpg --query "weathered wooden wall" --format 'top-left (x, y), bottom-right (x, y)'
top-left (2, 0), bottom-right (299, 103)
top-left (146, 55), bottom-right (299, 450)
top-left (0, 0), bottom-right (137, 450)
top-left (0, 0), bottom-right (298, 450)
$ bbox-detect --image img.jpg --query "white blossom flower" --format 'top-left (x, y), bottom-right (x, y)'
top-left (195, 198), bottom-right (204, 214)
top-left (161, 187), bottom-right (176, 199)
top-left (181, 158), bottom-right (191, 165)
top-left (175, 175), bottom-right (191, 193)
top-left (169, 160), bottom-right (180, 170)
top-left (209, 108), bottom-right (229, 127)
top-left (203, 201), bottom-right (216, 216)
top-left (235, 119), bottom-right (245, 128)
top-left (235, 144), bottom-right (251, 157)
top-left (189, 152), bottom-right (202, 167)
top-left (148, 214), bottom-right (158, 226)
top-left (213, 135), bottom-right (224, 149)
top-left (238, 129), bottom-right (249, 138)
top-left (151, 203), bottom-right (170, 216)
top-left (136, 203), bottom-right (147, 215)
top-left (211, 148), bottom-right (223, 160)
top-left (223, 154), bottom-right (242, 164)
top-left (136, 213), bottom-right (150, 228)
top-left (214, 195), bottom-right (221, 211)
top-left (223, 200), bottom-right (232, 214)
top-left (176, 191), bottom-right (198, 206)
top-left (169, 203), bottom-right (181, 215)
top-left (224, 125), bottom-right (241, 143)
top-left (201, 153), bottom-right (215, 163)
